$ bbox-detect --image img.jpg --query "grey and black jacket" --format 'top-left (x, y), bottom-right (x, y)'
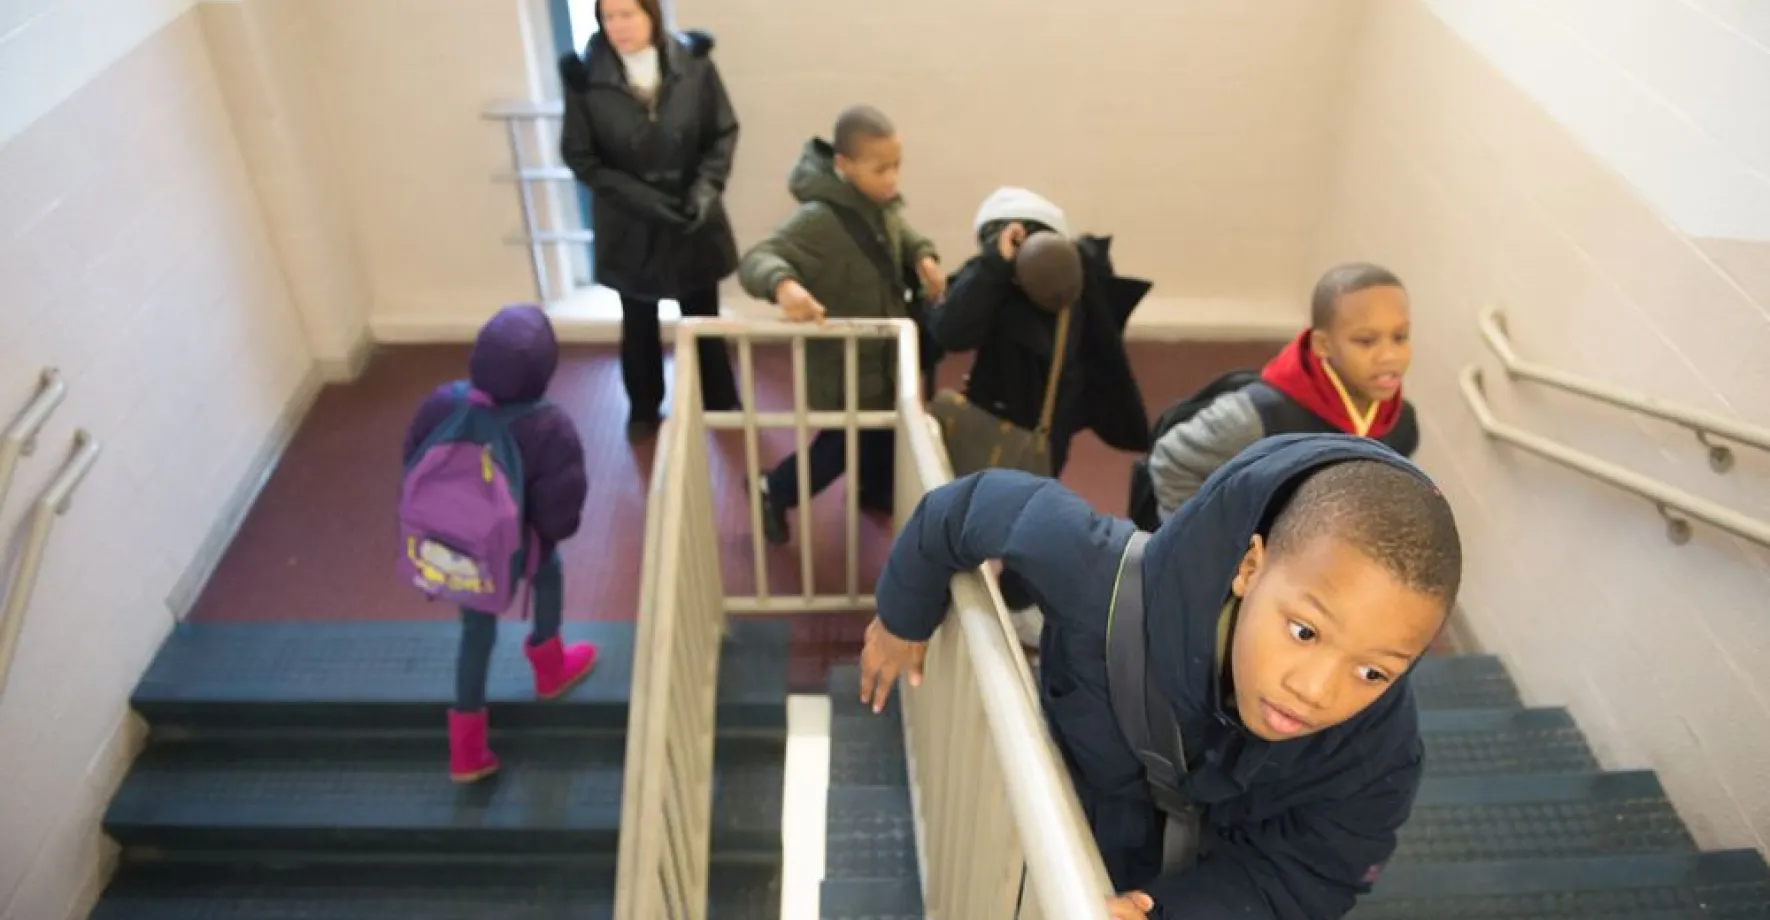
top-left (1147, 381), bottom-right (1418, 520)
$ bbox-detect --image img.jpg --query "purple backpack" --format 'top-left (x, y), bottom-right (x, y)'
top-left (397, 383), bottom-right (543, 613)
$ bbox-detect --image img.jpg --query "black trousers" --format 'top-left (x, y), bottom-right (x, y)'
top-left (620, 287), bottom-right (739, 421)
top-left (766, 429), bottom-right (896, 511)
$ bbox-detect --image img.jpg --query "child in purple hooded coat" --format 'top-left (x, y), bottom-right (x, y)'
top-left (402, 305), bottom-right (593, 782)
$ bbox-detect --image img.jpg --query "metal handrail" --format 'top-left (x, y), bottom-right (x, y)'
top-left (1462, 365), bottom-right (1770, 548)
top-left (888, 320), bottom-right (1116, 915)
top-left (1480, 305), bottom-right (1770, 473)
top-left (0, 430), bottom-right (102, 695)
top-left (0, 369), bottom-right (67, 513)
top-left (611, 317), bottom-right (1111, 918)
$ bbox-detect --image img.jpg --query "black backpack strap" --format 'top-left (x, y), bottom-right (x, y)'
top-left (1107, 531), bottom-right (1202, 875)
top-left (830, 207), bottom-right (907, 296)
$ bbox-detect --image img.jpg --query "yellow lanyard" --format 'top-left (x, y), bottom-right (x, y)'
top-left (1320, 359), bottom-right (1378, 437)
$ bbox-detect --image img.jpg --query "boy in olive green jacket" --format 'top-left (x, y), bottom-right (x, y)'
top-left (740, 105), bottom-right (943, 546)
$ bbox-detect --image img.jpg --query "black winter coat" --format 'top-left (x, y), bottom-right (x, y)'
top-left (928, 235), bottom-right (1153, 474)
top-left (558, 31), bottom-right (739, 300)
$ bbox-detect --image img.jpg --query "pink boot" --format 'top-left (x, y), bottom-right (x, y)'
top-left (448, 710), bottom-right (500, 783)
top-left (525, 636), bottom-right (598, 700)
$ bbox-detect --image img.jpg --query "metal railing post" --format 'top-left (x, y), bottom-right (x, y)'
top-left (1462, 365), bottom-right (1770, 548)
top-left (616, 317), bottom-right (1114, 919)
top-left (0, 369), bottom-right (67, 514)
top-left (0, 430), bottom-right (102, 696)
top-left (1479, 305), bottom-right (1770, 472)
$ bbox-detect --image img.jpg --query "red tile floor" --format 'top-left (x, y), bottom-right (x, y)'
top-left (188, 338), bottom-right (1287, 687)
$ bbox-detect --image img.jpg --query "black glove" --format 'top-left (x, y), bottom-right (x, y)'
top-left (640, 190), bottom-right (690, 228)
top-left (681, 182), bottom-right (720, 233)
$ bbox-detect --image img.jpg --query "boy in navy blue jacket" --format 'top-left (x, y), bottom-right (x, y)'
top-left (860, 434), bottom-right (1461, 920)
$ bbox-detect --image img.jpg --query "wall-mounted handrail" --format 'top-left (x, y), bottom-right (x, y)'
top-left (0, 430), bottom-right (102, 695)
top-left (1461, 365), bottom-right (1770, 548)
top-left (1480, 305), bottom-right (1770, 473)
top-left (0, 369), bottom-right (67, 513)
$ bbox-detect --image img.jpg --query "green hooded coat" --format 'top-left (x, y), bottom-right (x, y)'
top-left (739, 139), bottom-right (938, 410)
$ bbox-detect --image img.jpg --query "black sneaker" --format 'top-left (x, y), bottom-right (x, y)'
top-left (758, 483), bottom-right (789, 546)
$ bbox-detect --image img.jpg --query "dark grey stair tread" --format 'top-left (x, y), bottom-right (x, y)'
top-left (1409, 655), bottom-right (1522, 710)
top-left (1397, 772), bottom-right (1694, 861)
top-left (819, 877), bottom-right (924, 920)
top-left (104, 735), bottom-right (782, 859)
top-left (824, 785), bottom-right (917, 880)
top-left (827, 664), bottom-right (899, 721)
top-left (830, 715), bottom-right (907, 787)
top-left (1355, 851), bottom-right (1770, 917)
top-left (131, 621), bottom-right (788, 734)
top-left (92, 861), bottom-right (779, 920)
top-left (1418, 708), bottom-right (1597, 776)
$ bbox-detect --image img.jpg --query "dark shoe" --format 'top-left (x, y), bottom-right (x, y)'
top-left (758, 482), bottom-right (789, 546)
top-left (626, 416), bottom-right (661, 444)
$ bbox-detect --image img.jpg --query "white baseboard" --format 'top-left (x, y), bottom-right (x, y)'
top-left (314, 332), bottom-right (376, 383)
top-left (1125, 296), bottom-right (1301, 342)
top-left (56, 711), bottom-right (147, 920)
top-left (368, 292), bottom-right (1299, 346)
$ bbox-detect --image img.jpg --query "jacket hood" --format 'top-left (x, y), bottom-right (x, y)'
top-left (560, 29), bottom-right (715, 93)
top-left (470, 304), bottom-right (559, 403)
top-left (1141, 434), bottom-right (1436, 732)
top-left (787, 138), bottom-right (883, 213)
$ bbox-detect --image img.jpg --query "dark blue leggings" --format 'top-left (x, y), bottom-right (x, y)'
top-left (456, 551), bottom-right (563, 711)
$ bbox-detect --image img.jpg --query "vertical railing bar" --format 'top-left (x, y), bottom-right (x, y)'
top-left (790, 338), bottom-right (815, 601)
top-left (844, 330), bottom-right (860, 604)
top-left (738, 336), bottom-right (769, 604)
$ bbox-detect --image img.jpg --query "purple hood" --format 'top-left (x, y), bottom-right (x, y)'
top-left (470, 305), bottom-right (559, 403)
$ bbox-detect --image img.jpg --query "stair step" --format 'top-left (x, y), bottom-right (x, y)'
top-left (824, 785), bottom-right (918, 881)
top-left (105, 735), bottom-right (783, 861)
top-left (91, 860), bottom-right (781, 920)
top-left (819, 877), bottom-right (925, 920)
top-left (1409, 655), bottom-right (1522, 710)
top-left (826, 683), bottom-right (1592, 781)
top-left (830, 715), bottom-right (907, 787)
top-left (131, 621), bottom-right (789, 736)
top-left (826, 664), bottom-right (899, 720)
top-left (1398, 771), bottom-right (1694, 862)
top-left (1418, 708), bottom-right (1597, 776)
top-left (1355, 851), bottom-right (1770, 918)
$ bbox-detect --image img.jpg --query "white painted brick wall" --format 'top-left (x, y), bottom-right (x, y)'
top-left (671, 0), bottom-right (1361, 302)
top-left (1317, 0), bottom-right (1770, 853)
top-left (0, 11), bottom-right (312, 918)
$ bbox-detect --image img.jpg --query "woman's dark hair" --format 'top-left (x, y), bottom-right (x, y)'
top-left (595, 0), bottom-right (667, 49)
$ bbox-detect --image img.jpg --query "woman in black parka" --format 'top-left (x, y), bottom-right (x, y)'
top-left (559, 0), bottom-right (741, 442)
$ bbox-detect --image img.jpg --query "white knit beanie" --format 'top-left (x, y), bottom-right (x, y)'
top-left (972, 187), bottom-right (1070, 238)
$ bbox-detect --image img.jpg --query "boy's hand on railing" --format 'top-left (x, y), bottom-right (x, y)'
top-left (1106, 891), bottom-right (1155, 919)
top-left (859, 616), bottom-right (927, 713)
top-left (774, 280), bottom-right (827, 324)
top-left (917, 255), bottom-right (947, 302)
